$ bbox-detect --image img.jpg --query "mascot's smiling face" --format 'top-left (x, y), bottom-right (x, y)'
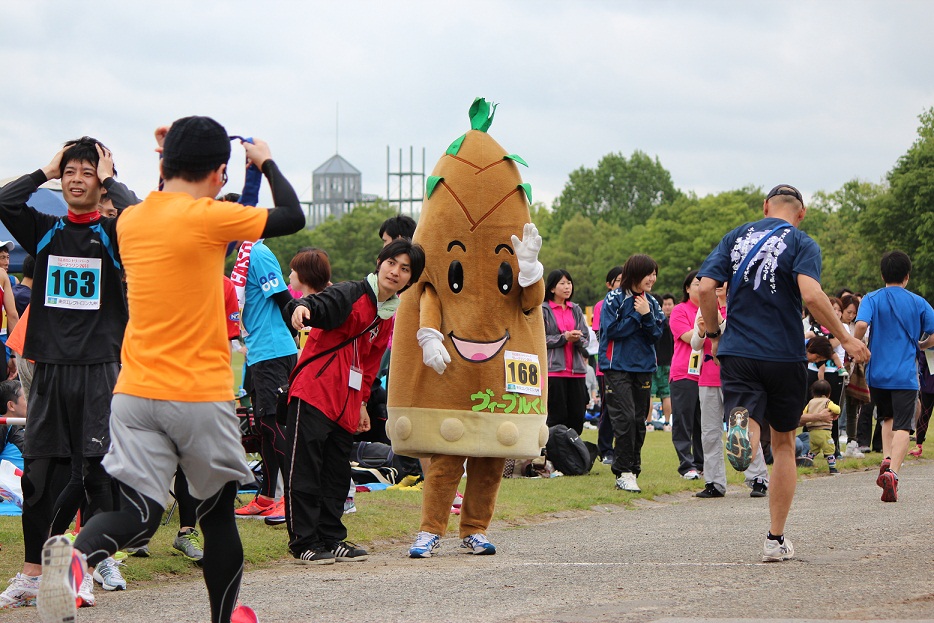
top-left (416, 124), bottom-right (532, 366)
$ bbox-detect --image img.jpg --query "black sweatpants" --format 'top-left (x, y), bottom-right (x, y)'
top-left (285, 400), bottom-right (353, 555)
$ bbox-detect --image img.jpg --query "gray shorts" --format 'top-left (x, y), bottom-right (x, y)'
top-left (103, 394), bottom-right (254, 506)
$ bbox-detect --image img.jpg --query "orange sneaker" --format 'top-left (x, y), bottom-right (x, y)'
top-left (235, 497), bottom-right (277, 517)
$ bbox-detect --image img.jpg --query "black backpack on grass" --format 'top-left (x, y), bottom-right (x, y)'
top-left (545, 425), bottom-right (597, 476)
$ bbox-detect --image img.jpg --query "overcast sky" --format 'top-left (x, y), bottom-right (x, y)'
top-left (2, 1), bottom-right (932, 211)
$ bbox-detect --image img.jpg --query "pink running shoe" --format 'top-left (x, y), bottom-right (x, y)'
top-left (450, 492), bottom-right (464, 515)
top-left (231, 603), bottom-right (260, 623)
top-left (876, 458), bottom-right (891, 487)
top-left (880, 470), bottom-right (898, 502)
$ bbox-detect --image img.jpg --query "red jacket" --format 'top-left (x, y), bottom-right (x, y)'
top-left (287, 279), bottom-right (390, 433)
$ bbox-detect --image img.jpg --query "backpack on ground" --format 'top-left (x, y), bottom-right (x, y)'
top-left (545, 425), bottom-right (597, 476)
top-left (350, 441), bottom-right (422, 485)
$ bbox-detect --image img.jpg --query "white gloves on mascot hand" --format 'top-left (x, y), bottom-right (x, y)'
top-left (417, 327), bottom-right (450, 375)
top-left (511, 222), bottom-right (543, 288)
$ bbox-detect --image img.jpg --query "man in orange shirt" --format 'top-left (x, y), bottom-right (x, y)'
top-left (37, 116), bottom-right (304, 623)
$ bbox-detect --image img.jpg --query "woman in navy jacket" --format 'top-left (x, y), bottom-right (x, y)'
top-left (598, 254), bottom-right (664, 492)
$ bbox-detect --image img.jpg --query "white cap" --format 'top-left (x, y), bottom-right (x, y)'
top-left (0, 241), bottom-right (13, 253)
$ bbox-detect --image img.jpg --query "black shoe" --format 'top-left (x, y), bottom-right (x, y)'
top-left (750, 480), bottom-right (768, 498)
top-left (329, 541), bottom-right (368, 562)
top-left (294, 548), bottom-right (335, 565)
top-left (694, 483), bottom-right (724, 498)
top-left (795, 455), bottom-right (813, 467)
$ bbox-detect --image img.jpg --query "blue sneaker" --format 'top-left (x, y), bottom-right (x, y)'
top-left (725, 407), bottom-right (752, 472)
top-left (408, 531), bottom-right (441, 558)
top-left (460, 533), bottom-right (496, 555)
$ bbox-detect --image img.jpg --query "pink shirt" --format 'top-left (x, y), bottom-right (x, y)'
top-left (549, 300), bottom-right (583, 378)
top-left (592, 299), bottom-right (604, 376)
top-left (669, 301), bottom-right (699, 383)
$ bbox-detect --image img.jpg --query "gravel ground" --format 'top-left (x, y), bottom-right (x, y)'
top-left (7, 459), bottom-right (933, 623)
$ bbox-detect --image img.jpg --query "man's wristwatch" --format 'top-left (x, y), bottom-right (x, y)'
top-left (705, 328), bottom-right (722, 339)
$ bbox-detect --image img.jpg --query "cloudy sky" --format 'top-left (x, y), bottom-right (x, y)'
top-left (2, 1), bottom-right (932, 210)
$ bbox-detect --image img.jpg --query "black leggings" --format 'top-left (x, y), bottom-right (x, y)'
top-left (75, 481), bottom-right (244, 623)
top-left (49, 455), bottom-right (114, 536)
top-left (175, 468), bottom-right (199, 529)
top-left (21, 457), bottom-right (72, 565)
top-left (259, 414), bottom-right (287, 498)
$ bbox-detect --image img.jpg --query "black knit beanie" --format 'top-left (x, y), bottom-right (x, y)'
top-left (162, 116), bottom-right (231, 173)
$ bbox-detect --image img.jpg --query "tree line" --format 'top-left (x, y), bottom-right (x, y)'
top-left (239, 107), bottom-right (934, 308)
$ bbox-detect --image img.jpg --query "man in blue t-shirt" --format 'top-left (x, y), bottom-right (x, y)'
top-left (697, 184), bottom-right (869, 563)
top-left (854, 250), bottom-right (934, 503)
top-left (238, 240), bottom-right (298, 520)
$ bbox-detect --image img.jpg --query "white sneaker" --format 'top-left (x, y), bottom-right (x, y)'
top-left (844, 441), bottom-right (865, 459)
top-left (93, 557), bottom-right (126, 591)
top-left (77, 572), bottom-right (96, 607)
top-left (762, 536), bottom-right (795, 562)
top-left (614, 473), bottom-right (641, 492)
top-left (0, 573), bottom-right (39, 609)
top-left (681, 469), bottom-right (700, 480)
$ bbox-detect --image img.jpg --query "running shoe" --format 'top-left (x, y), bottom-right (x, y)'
top-left (235, 497), bottom-right (278, 517)
top-left (387, 474), bottom-right (422, 490)
top-left (77, 572), bottom-right (95, 607)
top-left (125, 545), bottom-right (150, 557)
top-left (762, 536), bottom-right (795, 562)
top-left (0, 573), bottom-right (39, 609)
top-left (173, 529), bottom-right (204, 564)
top-left (725, 407), bottom-right (752, 472)
top-left (681, 469), bottom-right (700, 480)
top-left (460, 533), bottom-right (496, 555)
top-left (93, 557), bottom-right (126, 591)
top-left (450, 492), bottom-right (464, 515)
top-left (749, 479), bottom-right (768, 498)
top-left (293, 548), bottom-right (335, 565)
top-left (409, 531), bottom-right (441, 558)
top-left (37, 535), bottom-right (83, 623)
top-left (614, 473), bottom-right (641, 492)
top-left (231, 603), bottom-right (260, 623)
top-left (844, 440), bottom-right (866, 459)
top-left (877, 457), bottom-right (892, 487)
top-left (880, 470), bottom-right (898, 502)
top-left (694, 483), bottom-right (724, 498)
top-left (909, 444), bottom-right (923, 458)
top-left (329, 541), bottom-right (368, 562)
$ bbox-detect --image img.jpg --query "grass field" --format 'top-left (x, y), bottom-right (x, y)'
top-left (0, 426), bottom-right (886, 585)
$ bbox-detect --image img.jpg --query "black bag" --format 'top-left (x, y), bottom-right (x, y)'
top-left (349, 441), bottom-right (422, 485)
top-left (545, 425), bottom-right (597, 476)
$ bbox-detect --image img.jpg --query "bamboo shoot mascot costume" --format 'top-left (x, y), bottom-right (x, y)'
top-left (388, 98), bottom-right (548, 557)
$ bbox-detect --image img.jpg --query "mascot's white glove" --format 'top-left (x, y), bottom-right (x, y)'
top-left (511, 222), bottom-right (543, 288)
top-left (417, 327), bottom-right (450, 375)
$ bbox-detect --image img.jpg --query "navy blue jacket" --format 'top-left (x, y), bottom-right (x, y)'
top-left (598, 288), bottom-right (664, 373)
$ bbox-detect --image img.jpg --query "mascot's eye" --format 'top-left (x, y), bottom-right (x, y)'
top-left (448, 260), bottom-right (464, 294)
top-left (498, 262), bottom-right (513, 295)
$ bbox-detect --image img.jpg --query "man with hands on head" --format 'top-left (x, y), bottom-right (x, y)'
top-left (281, 238), bottom-right (424, 565)
top-left (36, 117), bottom-right (304, 623)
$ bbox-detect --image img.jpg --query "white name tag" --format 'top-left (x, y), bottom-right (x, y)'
top-left (348, 366), bottom-right (363, 390)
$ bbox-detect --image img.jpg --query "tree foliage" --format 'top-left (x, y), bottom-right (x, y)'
top-left (226, 200), bottom-right (398, 284)
top-left (857, 108), bottom-right (934, 299)
top-left (550, 151), bottom-right (681, 235)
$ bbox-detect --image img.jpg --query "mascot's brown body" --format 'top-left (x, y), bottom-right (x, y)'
top-left (388, 98), bottom-right (547, 550)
